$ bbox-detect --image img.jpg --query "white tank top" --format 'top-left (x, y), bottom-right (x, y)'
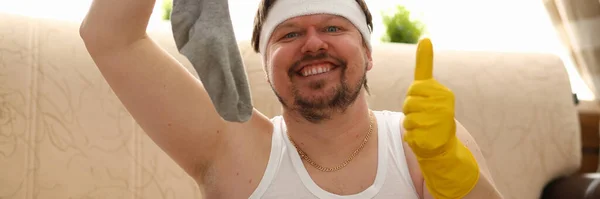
top-left (248, 110), bottom-right (420, 199)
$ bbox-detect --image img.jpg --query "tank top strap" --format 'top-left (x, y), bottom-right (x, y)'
top-left (248, 116), bottom-right (286, 199)
top-left (374, 110), bottom-right (418, 194)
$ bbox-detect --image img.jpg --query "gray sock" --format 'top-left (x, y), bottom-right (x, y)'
top-left (170, 0), bottom-right (253, 123)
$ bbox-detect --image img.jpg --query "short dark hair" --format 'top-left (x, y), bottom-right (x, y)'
top-left (250, 0), bottom-right (374, 53)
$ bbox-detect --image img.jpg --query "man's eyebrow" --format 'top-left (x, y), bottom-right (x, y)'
top-left (272, 22), bottom-right (300, 37)
top-left (275, 22), bottom-right (299, 31)
top-left (321, 15), bottom-right (338, 23)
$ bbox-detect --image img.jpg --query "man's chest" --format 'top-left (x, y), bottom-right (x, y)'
top-left (303, 160), bottom-right (379, 196)
top-left (200, 147), bottom-right (379, 199)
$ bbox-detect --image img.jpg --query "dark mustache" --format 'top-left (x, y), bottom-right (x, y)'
top-left (288, 52), bottom-right (347, 77)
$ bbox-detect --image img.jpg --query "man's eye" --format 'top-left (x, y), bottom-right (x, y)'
top-left (325, 26), bottom-right (340, 32)
top-left (283, 32), bottom-right (299, 39)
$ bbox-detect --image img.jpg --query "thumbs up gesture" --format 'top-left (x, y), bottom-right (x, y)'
top-left (403, 38), bottom-right (456, 157)
top-left (403, 38), bottom-right (480, 199)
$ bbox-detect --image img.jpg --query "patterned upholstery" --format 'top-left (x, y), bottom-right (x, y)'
top-left (0, 13), bottom-right (581, 199)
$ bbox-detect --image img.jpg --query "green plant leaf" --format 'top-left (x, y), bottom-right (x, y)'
top-left (381, 5), bottom-right (426, 44)
top-left (162, 0), bottom-right (173, 21)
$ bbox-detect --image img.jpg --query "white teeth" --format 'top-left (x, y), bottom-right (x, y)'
top-left (301, 65), bottom-right (333, 77)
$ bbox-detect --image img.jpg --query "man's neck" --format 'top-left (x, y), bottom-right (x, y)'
top-left (282, 93), bottom-right (374, 164)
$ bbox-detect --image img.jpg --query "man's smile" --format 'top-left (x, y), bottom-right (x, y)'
top-left (297, 62), bottom-right (341, 78)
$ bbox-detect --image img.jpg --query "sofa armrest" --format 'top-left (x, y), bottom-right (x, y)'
top-left (577, 100), bottom-right (600, 173)
top-left (542, 173), bottom-right (600, 199)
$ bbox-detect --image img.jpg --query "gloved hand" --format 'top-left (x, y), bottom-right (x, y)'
top-left (402, 38), bottom-right (480, 199)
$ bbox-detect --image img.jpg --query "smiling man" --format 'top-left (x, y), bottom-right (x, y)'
top-left (80, 0), bottom-right (503, 198)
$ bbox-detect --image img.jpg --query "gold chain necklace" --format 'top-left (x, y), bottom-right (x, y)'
top-left (287, 111), bottom-right (374, 172)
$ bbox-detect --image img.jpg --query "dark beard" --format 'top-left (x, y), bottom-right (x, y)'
top-left (293, 71), bottom-right (366, 123)
top-left (273, 52), bottom-right (368, 123)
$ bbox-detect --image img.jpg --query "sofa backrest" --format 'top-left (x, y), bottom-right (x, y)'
top-left (0, 12), bottom-right (581, 199)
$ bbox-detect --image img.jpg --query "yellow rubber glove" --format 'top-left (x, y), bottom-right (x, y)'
top-left (403, 38), bottom-right (480, 199)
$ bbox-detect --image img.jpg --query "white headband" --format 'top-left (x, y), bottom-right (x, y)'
top-left (258, 0), bottom-right (372, 55)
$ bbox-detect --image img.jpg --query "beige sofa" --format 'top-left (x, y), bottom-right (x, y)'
top-left (0, 12), bottom-right (583, 199)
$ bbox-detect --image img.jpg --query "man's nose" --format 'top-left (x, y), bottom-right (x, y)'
top-left (300, 27), bottom-right (328, 54)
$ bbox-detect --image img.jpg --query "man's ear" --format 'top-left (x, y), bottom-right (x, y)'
top-left (266, 74), bottom-right (271, 84)
top-left (264, 67), bottom-right (273, 85)
top-left (362, 39), bottom-right (374, 71)
top-left (261, 59), bottom-right (270, 83)
top-left (366, 50), bottom-right (373, 71)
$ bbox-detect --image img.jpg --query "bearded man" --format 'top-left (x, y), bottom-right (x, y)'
top-left (79, 0), bottom-right (503, 198)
